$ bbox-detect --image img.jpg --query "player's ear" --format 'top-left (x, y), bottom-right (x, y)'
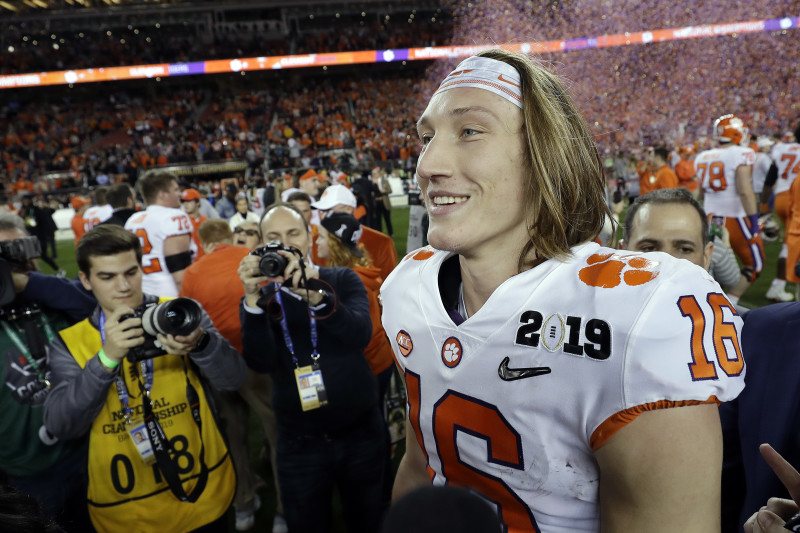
top-left (78, 270), bottom-right (93, 291)
top-left (617, 239), bottom-right (627, 250)
top-left (703, 241), bottom-right (713, 271)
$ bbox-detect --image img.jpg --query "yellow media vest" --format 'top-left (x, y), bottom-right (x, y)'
top-left (59, 301), bottom-right (235, 533)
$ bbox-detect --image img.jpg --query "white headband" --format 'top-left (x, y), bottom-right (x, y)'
top-left (434, 56), bottom-right (523, 109)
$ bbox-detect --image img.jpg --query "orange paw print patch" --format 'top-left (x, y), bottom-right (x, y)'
top-left (579, 253), bottom-right (660, 288)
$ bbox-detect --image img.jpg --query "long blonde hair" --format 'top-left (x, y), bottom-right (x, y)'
top-left (475, 49), bottom-right (611, 270)
top-left (323, 228), bottom-right (372, 268)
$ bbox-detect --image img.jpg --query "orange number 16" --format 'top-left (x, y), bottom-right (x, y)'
top-left (405, 372), bottom-right (539, 532)
top-left (678, 293), bottom-right (744, 380)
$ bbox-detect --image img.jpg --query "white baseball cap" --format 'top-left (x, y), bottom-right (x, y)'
top-left (756, 136), bottom-right (775, 149)
top-left (311, 184), bottom-right (357, 210)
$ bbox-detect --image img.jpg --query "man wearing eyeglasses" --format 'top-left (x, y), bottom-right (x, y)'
top-left (181, 188), bottom-right (209, 261)
top-left (232, 222), bottom-right (262, 250)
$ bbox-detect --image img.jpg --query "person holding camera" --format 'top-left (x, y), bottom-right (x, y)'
top-left (238, 203), bottom-right (386, 533)
top-left (44, 224), bottom-right (246, 533)
top-left (0, 213), bottom-right (94, 532)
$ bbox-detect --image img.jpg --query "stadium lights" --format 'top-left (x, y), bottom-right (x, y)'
top-left (0, 15), bottom-right (797, 90)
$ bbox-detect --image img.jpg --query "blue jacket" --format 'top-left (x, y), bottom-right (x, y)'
top-left (721, 302), bottom-right (800, 532)
top-left (240, 266), bottom-right (376, 436)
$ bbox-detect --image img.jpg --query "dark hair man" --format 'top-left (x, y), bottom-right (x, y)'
top-left (101, 183), bottom-right (137, 227)
top-left (620, 188), bottom-right (747, 306)
top-left (44, 224), bottom-right (246, 532)
top-left (621, 188), bottom-right (712, 269)
top-left (647, 146), bottom-right (680, 191)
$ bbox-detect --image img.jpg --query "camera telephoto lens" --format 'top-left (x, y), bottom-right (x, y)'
top-left (142, 298), bottom-right (202, 337)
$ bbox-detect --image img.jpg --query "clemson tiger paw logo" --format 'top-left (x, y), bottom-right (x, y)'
top-left (441, 337), bottom-right (463, 368)
top-left (579, 253), bottom-right (660, 288)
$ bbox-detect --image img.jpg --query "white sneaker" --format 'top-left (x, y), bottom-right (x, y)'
top-left (766, 284), bottom-right (795, 302)
top-left (235, 494), bottom-right (261, 531)
top-left (272, 514), bottom-right (288, 533)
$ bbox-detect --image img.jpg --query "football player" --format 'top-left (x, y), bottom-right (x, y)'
top-left (124, 171), bottom-right (194, 296)
top-left (761, 126), bottom-right (800, 302)
top-left (695, 114), bottom-right (764, 306)
top-left (82, 186), bottom-right (113, 233)
top-left (381, 50), bottom-right (744, 532)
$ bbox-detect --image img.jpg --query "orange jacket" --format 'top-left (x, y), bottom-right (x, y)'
top-left (637, 161), bottom-right (656, 196)
top-left (352, 265), bottom-right (394, 376)
top-left (188, 213), bottom-right (208, 261)
top-left (675, 159), bottom-right (698, 191)
top-left (71, 214), bottom-right (86, 245)
top-left (180, 244), bottom-right (250, 353)
top-left (654, 164), bottom-right (679, 190)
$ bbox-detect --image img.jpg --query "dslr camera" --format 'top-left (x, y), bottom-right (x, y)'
top-left (250, 240), bottom-right (297, 278)
top-left (121, 298), bottom-right (203, 362)
top-left (0, 236), bottom-right (41, 307)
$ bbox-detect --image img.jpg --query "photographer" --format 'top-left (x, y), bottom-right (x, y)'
top-left (44, 225), bottom-right (246, 533)
top-left (238, 204), bottom-right (386, 533)
top-left (0, 213), bottom-right (93, 532)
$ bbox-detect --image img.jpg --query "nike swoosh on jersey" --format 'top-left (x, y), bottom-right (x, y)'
top-left (498, 356), bottom-right (551, 381)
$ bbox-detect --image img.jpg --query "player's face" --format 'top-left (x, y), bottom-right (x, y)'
top-left (316, 227), bottom-right (330, 259)
top-left (233, 222), bottom-right (261, 250)
top-left (300, 178), bottom-right (319, 197)
top-left (79, 250), bottom-right (144, 314)
top-left (626, 203), bottom-right (713, 269)
top-left (260, 207), bottom-right (310, 257)
top-left (181, 199), bottom-right (199, 216)
top-left (415, 87), bottom-right (528, 260)
top-left (161, 180), bottom-right (181, 208)
top-left (289, 200), bottom-right (313, 224)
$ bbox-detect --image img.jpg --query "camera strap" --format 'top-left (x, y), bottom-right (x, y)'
top-left (100, 312), bottom-right (153, 422)
top-left (1, 309), bottom-right (56, 388)
top-left (134, 359), bottom-right (209, 503)
top-left (275, 288), bottom-right (320, 368)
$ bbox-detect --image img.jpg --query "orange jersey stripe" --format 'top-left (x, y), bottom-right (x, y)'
top-left (590, 395), bottom-right (720, 450)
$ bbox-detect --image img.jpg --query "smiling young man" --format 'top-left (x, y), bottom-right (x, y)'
top-left (380, 50), bottom-right (745, 533)
top-left (43, 224), bottom-right (246, 533)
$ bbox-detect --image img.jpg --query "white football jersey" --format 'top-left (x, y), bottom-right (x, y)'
top-left (770, 142), bottom-right (800, 195)
top-left (381, 243), bottom-right (745, 533)
top-left (696, 145), bottom-right (755, 217)
top-left (249, 187), bottom-right (266, 218)
top-left (82, 204), bottom-right (113, 232)
top-left (124, 205), bottom-right (193, 297)
top-left (752, 152), bottom-right (772, 194)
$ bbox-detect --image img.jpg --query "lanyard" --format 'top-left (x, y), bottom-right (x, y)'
top-left (274, 286), bottom-right (320, 368)
top-left (1, 313), bottom-right (56, 386)
top-left (100, 311), bottom-right (153, 422)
